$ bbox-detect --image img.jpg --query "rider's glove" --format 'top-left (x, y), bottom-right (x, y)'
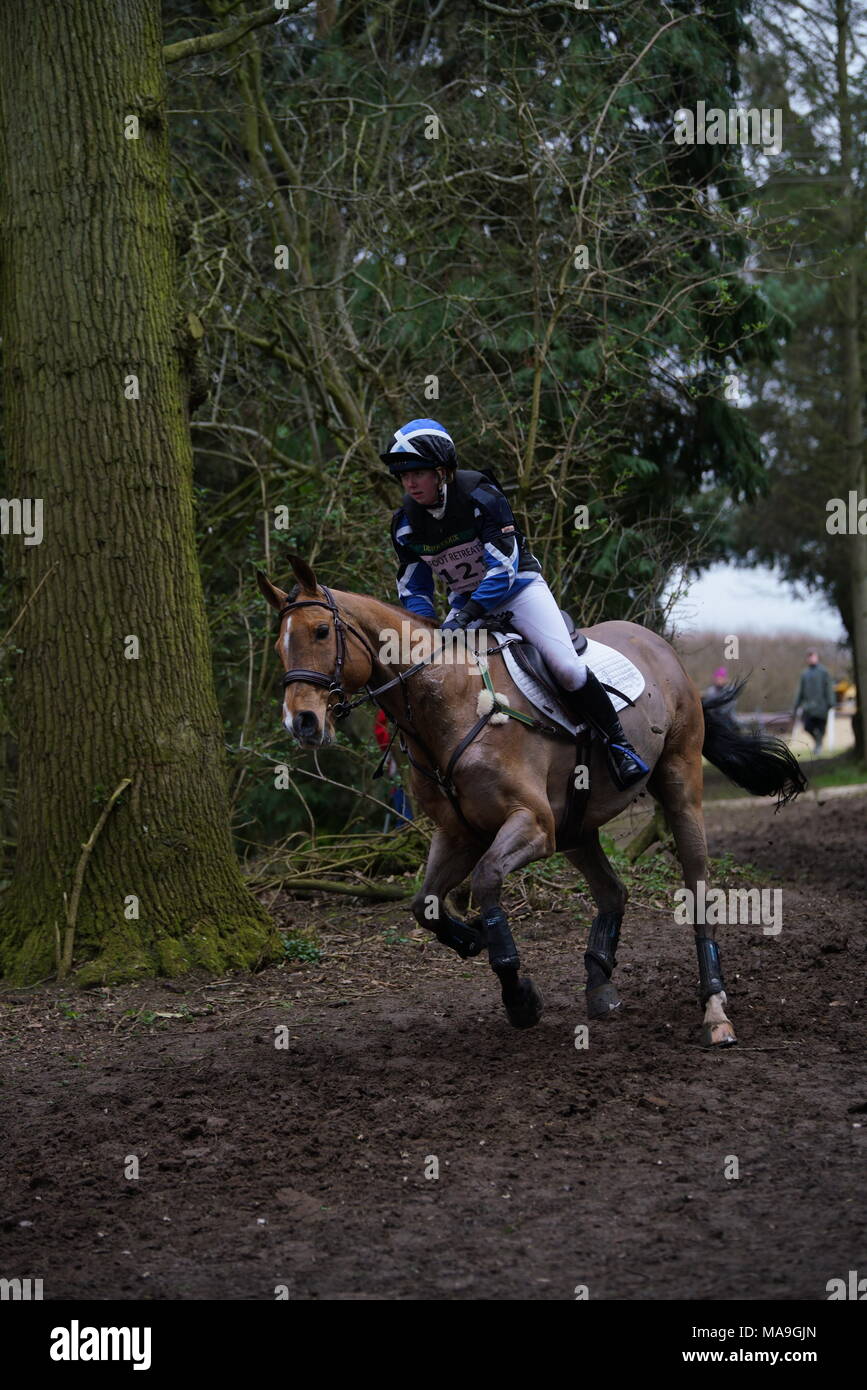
top-left (440, 599), bottom-right (484, 633)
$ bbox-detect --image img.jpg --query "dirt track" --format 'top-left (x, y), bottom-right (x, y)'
top-left (2, 790), bottom-right (866, 1301)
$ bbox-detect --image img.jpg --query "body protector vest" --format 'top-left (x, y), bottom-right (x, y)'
top-left (391, 468), bottom-right (542, 620)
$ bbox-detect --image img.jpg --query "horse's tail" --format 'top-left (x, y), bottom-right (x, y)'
top-left (701, 678), bottom-right (807, 808)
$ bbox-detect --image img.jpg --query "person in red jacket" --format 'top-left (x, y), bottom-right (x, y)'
top-left (373, 707), bottom-right (391, 754)
top-left (374, 708), bottom-right (413, 829)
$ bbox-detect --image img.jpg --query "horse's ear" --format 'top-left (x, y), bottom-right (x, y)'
top-left (285, 552), bottom-right (319, 595)
top-left (256, 570), bottom-right (288, 611)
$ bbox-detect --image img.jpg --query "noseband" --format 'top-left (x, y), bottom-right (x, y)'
top-left (278, 585), bottom-right (378, 719)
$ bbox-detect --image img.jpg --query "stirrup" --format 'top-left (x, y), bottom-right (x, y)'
top-left (607, 741), bottom-right (649, 790)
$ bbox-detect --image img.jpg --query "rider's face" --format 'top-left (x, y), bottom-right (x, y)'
top-left (402, 468), bottom-right (441, 505)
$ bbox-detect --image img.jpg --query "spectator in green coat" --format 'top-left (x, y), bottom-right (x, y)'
top-left (793, 650), bottom-right (836, 755)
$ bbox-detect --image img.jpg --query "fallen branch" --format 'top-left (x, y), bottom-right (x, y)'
top-left (265, 875), bottom-right (409, 901)
top-left (56, 777), bottom-right (133, 980)
top-left (0, 563), bottom-right (58, 653)
top-left (625, 805), bottom-right (670, 862)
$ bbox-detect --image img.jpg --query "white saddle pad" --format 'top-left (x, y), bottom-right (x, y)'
top-left (490, 633), bottom-right (645, 735)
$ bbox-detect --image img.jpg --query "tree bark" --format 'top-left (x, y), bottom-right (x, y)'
top-left (0, 0), bottom-right (278, 983)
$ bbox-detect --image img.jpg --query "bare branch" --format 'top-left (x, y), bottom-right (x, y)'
top-left (163, 1), bottom-right (303, 66)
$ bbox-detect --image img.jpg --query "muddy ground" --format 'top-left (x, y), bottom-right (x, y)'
top-left (1, 786), bottom-right (865, 1301)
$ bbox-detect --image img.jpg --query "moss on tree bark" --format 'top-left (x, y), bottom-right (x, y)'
top-left (0, 0), bottom-right (279, 983)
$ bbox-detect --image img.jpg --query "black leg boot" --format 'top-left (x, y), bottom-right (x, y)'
top-left (561, 670), bottom-right (649, 790)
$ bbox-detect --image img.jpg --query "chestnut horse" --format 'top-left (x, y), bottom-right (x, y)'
top-left (258, 555), bottom-right (805, 1047)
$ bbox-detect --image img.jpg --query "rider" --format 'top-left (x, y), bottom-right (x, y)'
top-left (382, 418), bottom-right (649, 790)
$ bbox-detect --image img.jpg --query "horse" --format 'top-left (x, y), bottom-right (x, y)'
top-left (258, 554), bottom-right (805, 1047)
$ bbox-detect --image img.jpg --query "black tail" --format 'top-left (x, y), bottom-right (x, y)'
top-left (702, 679), bottom-right (807, 809)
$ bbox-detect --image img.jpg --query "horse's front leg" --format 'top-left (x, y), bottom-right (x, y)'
top-left (411, 829), bottom-right (485, 958)
top-left (470, 805), bottom-right (555, 1029)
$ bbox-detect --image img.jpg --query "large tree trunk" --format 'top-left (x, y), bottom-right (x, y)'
top-left (0, 0), bottom-right (278, 983)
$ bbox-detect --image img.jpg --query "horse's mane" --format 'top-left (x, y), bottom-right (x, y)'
top-left (283, 578), bottom-right (437, 627)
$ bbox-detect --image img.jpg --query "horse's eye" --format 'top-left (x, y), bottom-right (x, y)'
top-left (315, 624), bottom-right (330, 640)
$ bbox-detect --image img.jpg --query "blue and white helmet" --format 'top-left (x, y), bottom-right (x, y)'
top-left (380, 418), bottom-right (458, 475)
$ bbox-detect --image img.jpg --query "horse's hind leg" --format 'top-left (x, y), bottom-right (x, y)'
top-left (648, 750), bottom-right (737, 1048)
top-left (411, 829), bottom-right (486, 958)
top-left (470, 805), bottom-right (555, 1029)
top-left (564, 829), bottom-right (628, 1020)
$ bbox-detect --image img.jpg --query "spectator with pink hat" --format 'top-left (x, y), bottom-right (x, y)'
top-left (705, 666), bottom-right (729, 701)
top-left (704, 665), bottom-right (739, 730)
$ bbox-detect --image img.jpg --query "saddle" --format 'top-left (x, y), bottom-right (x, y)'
top-left (498, 608), bottom-right (588, 707)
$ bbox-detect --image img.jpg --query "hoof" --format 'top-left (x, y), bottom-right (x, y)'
top-left (456, 927), bottom-right (485, 960)
top-left (586, 981), bottom-right (622, 1019)
top-left (702, 1021), bottom-right (737, 1048)
top-left (505, 978), bottom-right (543, 1029)
top-left (434, 919), bottom-right (484, 959)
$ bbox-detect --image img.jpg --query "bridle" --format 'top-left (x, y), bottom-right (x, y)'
top-left (278, 585), bottom-right (379, 721)
top-left (277, 583), bottom-right (485, 721)
top-left (276, 583), bottom-right (495, 836)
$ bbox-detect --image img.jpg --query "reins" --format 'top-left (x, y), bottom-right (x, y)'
top-left (277, 588), bottom-right (566, 842)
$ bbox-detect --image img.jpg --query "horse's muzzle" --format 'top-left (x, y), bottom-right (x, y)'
top-left (291, 708), bottom-right (331, 746)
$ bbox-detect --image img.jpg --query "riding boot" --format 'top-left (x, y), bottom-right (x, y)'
top-left (561, 669), bottom-right (649, 790)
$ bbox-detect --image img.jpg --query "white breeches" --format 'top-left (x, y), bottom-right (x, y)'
top-left (462, 575), bottom-right (588, 691)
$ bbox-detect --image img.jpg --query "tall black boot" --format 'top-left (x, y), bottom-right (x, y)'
top-left (561, 670), bottom-right (649, 790)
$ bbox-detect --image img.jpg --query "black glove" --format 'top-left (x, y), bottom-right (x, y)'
top-left (440, 599), bottom-right (484, 633)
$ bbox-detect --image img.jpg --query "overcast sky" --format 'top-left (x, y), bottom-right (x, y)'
top-left (665, 562), bottom-right (846, 640)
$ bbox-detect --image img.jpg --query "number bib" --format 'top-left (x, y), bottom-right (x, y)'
top-left (427, 539), bottom-right (488, 593)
